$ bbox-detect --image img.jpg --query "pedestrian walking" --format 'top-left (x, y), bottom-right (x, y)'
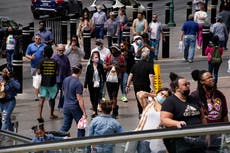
top-left (91, 39), bottom-right (111, 63)
top-left (84, 51), bottom-right (104, 118)
top-left (34, 20), bottom-right (54, 46)
top-left (193, 0), bottom-right (205, 12)
top-left (148, 14), bottom-right (164, 60)
top-left (210, 15), bottom-right (228, 48)
top-left (180, 14), bottom-right (199, 63)
top-left (205, 36), bottom-right (223, 86)
top-left (116, 8), bottom-right (128, 44)
top-left (104, 11), bottom-right (119, 47)
top-left (25, 33), bottom-right (47, 101)
top-left (51, 44), bottom-right (71, 111)
top-left (91, 5), bottom-right (107, 39)
top-left (36, 46), bottom-right (59, 122)
top-left (126, 48), bottom-right (154, 118)
top-left (65, 35), bottom-right (85, 68)
top-left (0, 68), bottom-right (20, 131)
top-left (130, 35), bottom-right (142, 60)
top-left (59, 63), bottom-right (87, 138)
top-left (131, 12), bottom-right (148, 36)
top-left (160, 72), bottom-right (206, 153)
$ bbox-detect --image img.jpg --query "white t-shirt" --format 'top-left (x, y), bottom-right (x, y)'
top-left (91, 47), bottom-right (111, 62)
top-left (194, 11), bottom-right (208, 24)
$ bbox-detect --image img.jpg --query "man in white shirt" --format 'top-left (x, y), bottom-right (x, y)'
top-left (91, 39), bottom-right (111, 63)
top-left (148, 14), bottom-right (164, 60)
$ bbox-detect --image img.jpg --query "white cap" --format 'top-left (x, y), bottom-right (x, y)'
top-left (133, 35), bottom-right (141, 41)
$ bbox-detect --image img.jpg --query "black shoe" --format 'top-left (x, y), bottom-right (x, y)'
top-left (112, 105), bottom-right (119, 118)
top-left (37, 118), bottom-right (44, 123)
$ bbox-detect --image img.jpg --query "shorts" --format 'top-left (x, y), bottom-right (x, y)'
top-left (31, 67), bottom-right (37, 76)
top-left (40, 84), bottom-right (57, 99)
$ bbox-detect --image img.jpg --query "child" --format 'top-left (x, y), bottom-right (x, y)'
top-left (87, 100), bottom-right (125, 153)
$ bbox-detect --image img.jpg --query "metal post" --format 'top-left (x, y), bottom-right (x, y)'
top-left (122, 26), bottom-right (130, 44)
top-left (147, 3), bottom-right (153, 24)
top-left (186, 1), bottom-right (193, 21)
top-left (162, 26), bottom-right (170, 58)
top-left (168, 0), bottom-right (176, 27)
top-left (70, 18), bottom-right (77, 38)
top-left (83, 26), bottom-right (91, 59)
top-left (202, 25), bottom-right (210, 56)
top-left (165, 2), bottom-right (170, 24)
top-left (61, 20), bottom-right (67, 44)
top-left (133, 4), bottom-right (138, 20)
top-left (211, 0), bottom-right (218, 24)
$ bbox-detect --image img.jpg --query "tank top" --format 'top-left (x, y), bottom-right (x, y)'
top-left (135, 19), bottom-right (145, 34)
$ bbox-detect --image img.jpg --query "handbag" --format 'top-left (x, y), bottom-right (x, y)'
top-left (32, 73), bottom-right (41, 89)
top-left (124, 140), bottom-right (139, 153)
top-left (106, 66), bottom-right (118, 83)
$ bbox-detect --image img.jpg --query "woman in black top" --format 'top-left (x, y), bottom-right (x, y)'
top-left (84, 51), bottom-right (104, 118)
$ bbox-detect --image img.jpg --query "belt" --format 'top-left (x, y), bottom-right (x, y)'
top-left (95, 24), bottom-right (103, 27)
top-left (150, 39), bottom-right (157, 41)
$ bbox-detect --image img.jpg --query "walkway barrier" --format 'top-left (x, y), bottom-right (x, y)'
top-left (45, 16), bottom-right (62, 44)
top-left (83, 26), bottom-right (91, 59)
top-left (1, 123), bottom-right (230, 153)
top-left (162, 26), bottom-right (170, 58)
top-left (202, 25), bottom-right (211, 56)
top-left (186, 1), bottom-right (192, 21)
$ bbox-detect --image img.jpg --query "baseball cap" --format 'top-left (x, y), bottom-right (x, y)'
top-left (133, 35), bottom-right (142, 41)
top-left (95, 39), bottom-right (103, 44)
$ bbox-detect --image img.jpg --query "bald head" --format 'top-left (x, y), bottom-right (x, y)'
top-left (57, 44), bottom-right (65, 55)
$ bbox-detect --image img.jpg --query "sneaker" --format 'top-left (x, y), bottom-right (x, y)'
top-left (188, 60), bottom-right (193, 63)
top-left (34, 97), bottom-right (39, 101)
top-left (120, 96), bottom-right (128, 102)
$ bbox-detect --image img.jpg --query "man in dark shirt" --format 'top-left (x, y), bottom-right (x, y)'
top-left (126, 47), bottom-right (154, 117)
top-left (37, 46), bottom-right (58, 122)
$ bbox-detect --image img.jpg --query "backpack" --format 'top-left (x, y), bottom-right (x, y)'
top-left (211, 46), bottom-right (222, 64)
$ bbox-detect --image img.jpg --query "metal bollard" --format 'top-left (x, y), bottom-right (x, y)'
top-left (70, 18), bottom-right (77, 38)
top-left (211, 0), bottom-right (218, 24)
top-left (147, 3), bottom-right (153, 24)
top-left (13, 48), bottom-right (23, 93)
top-left (165, 2), bottom-right (171, 24)
top-left (61, 20), bottom-right (68, 44)
top-left (162, 26), bottom-right (170, 58)
top-left (186, 1), bottom-right (193, 21)
top-left (122, 26), bottom-right (130, 44)
top-left (133, 4), bottom-right (138, 20)
top-left (112, 36), bottom-right (118, 45)
top-left (22, 23), bottom-right (33, 56)
top-left (202, 25), bottom-right (210, 56)
top-left (83, 26), bottom-right (91, 59)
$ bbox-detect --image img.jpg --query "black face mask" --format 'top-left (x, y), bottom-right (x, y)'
top-left (204, 84), bottom-right (213, 91)
top-left (182, 89), bottom-right (190, 97)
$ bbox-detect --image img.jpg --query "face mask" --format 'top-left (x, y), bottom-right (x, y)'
top-left (182, 89), bottom-right (190, 97)
top-left (97, 45), bottom-right (102, 50)
top-left (97, 9), bottom-right (101, 12)
top-left (137, 39), bottom-right (142, 45)
top-left (94, 58), bottom-right (99, 63)
top-left (204, 84), bottom-right (213, 91)
top-left (155, 95), bottom-right (166, 104)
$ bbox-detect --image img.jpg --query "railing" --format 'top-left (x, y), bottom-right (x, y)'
top-left (1, 123), bottom-right (230, 153)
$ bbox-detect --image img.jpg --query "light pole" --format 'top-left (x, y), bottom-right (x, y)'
top-left (168, 0), bottom-right (176, 27)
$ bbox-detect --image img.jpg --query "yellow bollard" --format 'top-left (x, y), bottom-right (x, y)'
top-left (154, 64), bottom-right (162, 93)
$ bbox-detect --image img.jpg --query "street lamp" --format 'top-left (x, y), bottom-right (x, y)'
top-left (168, 0), bottom-right (176, 27)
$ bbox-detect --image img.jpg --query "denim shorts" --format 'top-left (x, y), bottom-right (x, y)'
top-left (40, 84), bottom-right (57, 99)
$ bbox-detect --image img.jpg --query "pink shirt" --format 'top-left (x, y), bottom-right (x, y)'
top-left (205, 46), bottom-right (223, 62)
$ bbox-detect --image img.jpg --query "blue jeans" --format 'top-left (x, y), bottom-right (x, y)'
top-left (6, 49), bottom-right (14, 71)
top-left (184, 35), bottom-right (196, 61)
top-left (151, 39), bottom-right (160, 57)
top-left (60, 107), bottom-right (85, 138)
top-left (94, 25), bottom-right (104, 39)
top-left (0, 98), bottom-right (16, 131)
top-left (120, 72), bottom-right (128, 96)
top-left (208, 62), bottom-right (221, 85)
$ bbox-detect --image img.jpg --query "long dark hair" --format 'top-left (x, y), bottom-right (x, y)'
top-left (69, 35), bottom-right (80, 47)
top-left (169, 72), bottom-right (184, 93)
top-left (191, 69), bottom-right (209, 109)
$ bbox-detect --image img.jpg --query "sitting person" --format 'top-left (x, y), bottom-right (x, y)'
top-left (87, 100), bottom-right (125, 153)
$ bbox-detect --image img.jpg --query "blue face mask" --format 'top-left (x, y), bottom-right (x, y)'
top-left (155, 95), bottom-right (166, 104)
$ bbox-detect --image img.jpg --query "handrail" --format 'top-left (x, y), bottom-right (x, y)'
top-left (1, 123), bottom-right (230, 153)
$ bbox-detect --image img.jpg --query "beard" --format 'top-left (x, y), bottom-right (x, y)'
top-left (182, 89), bottom-right (190, 97)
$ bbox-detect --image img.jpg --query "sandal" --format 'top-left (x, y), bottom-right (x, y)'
top-left (50, 114), bottom-right (58, 120)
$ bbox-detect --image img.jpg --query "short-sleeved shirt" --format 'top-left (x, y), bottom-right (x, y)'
top-left (161, 94), bottom-right (202, 126)
top-left (191, 90), bottom-right (228, 123)
top-left (181, 21), bottom-right (199, 36)
top-left (130, 60), bottom-right (154, 87)
top-left (26, 42), bottom-right (47, 68)
top-left (34, 29), bottom-right (54, 44)
top-left (37, 58), bottom-right (58, 87)
top-left (62, 76), bottom-right (83, 109)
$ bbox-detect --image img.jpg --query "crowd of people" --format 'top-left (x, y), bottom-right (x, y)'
top-left (0, 1), bottom-right (229, 153)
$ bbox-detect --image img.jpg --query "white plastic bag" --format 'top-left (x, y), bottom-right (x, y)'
top-left (33, 73), bottom-right (41, 89)
top-left (77, 116), bottom-right (87, 129)
top-left (227, 59), bottom-right (230, 73)
top-left (106, 66), bottom-right (118, 83)
top-left (178, 41), bottom-right (183, 52)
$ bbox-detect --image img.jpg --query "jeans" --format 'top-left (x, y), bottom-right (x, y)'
top-left (94, 25), bottom-right (104, 39)
top-left (184, 35), bottom-right (196, 61)
top-left (60, 107), bottom-right (85, 138)
top-left (150, 39), bottom-right (160, 57)
top-left (6, 49), bottom-right (14, 71)
top-left (208, 62), bottom-right (221, 85)
top-left (137, 141), bottom-right (151, 153)
top-left (0, 98), bottom-right (16, 131)
top-left (120, 72), bottom-right (128, 96)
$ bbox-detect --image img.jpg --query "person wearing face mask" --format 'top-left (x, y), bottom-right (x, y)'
top-left (91, 5), bottom-right (107, 39)
top-left (130, 35), bottom-right (143, 61)
top-left (131, 88), bottom-right (172, 153)
top-left (51, 44), bottom-right (71, 111)
top-left (191, 69), bottom-right (228, 152)
top-left (160, 72), bottom-right (207, 153)
top-left (91, 39), bottom-right (111, 63)
top-left (34, 20), bottom-right (54, 46)
top-left (84, 51), bottom-right (104, 118)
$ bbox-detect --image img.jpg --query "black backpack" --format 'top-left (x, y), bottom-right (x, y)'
top-left (211, 46), bottom-right (222, 64)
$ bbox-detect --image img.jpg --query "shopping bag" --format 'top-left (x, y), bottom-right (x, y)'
top-left (106, 66), bottom-right (118, 83)
top-left (178, 41), bottom-right (183, 52)
top-left (33, 73), bottom-right (42, 89)
top-left (77, 116), bottom-right (87, 129)
top-left (124, 141), bottom-right (138, 153)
